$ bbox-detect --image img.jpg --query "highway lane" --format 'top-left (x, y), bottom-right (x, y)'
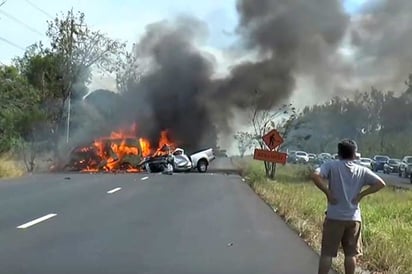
top-left (208, 156), bottom-right (238, 173)
top-left (0, 173), bottom-right (148, 233)
top-left (374, 171), bottom-right (412, 189)
top-left (0, 169), bottom-right (334, 274)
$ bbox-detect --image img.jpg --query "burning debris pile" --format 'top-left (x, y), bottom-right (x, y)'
top-left (54, 124), bottom-right (176, 173)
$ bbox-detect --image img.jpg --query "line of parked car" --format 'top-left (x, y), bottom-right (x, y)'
top-left (286, 151), bottom-right (412, 184)
top-left (357, 155), bottom-right (412, 180)
top-left (287, 151), bottom-right (350, 165)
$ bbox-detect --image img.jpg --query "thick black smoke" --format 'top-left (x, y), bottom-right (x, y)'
top-left (120, 17), bottom-right (217, 151)
top-left (213, 0), bottom-right (349, 113)
top-left (114, 0), bottom-right (349, 150)
top-left (349, 0), bottom-right (412, 90)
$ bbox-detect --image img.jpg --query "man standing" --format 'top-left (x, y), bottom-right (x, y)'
top-left (311, 139), bottom-right (386, 274)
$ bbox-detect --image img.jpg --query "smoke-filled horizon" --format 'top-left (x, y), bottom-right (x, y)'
top-left (83, 0), bottom-right (412, 151)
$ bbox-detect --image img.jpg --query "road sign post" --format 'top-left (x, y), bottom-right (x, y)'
top-left (253, 149), bottom-right (287, 165)
top-left (253, 129), bottom-right (287, 165)
top-left (262, 129), bottom-right (284, 150)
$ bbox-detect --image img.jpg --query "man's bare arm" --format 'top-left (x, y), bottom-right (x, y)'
top-left (311, 173), bottom-right (337, 204)
top-left (353, 179), bottom-right (386, 204)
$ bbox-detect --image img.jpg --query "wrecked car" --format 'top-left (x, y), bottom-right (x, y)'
top-left (141, 147), bottom-right (215, 173)
top-left (61, 137), bottom-right (144, 172)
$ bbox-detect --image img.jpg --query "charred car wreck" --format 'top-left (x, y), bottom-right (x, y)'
top-left (60, 138), bottom-right (215, 174)
top-left (141, 146), bottom-right (216, 174)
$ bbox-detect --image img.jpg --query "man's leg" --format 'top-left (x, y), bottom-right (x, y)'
top-left (319, 219), bottom-right (344, 274)
top-left (344, 256), bottom-right (356, 274)
top-left (342, 221), bottom-right (362, 274)
top-left (318, 256), bottom-right (333, 274)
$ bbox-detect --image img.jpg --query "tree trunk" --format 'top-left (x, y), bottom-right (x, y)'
top-left (264, 161), bottom-right (270, 178)
top-left (269, 162), bottom-right (277, 180)
top-left (263, 161), bottom-right (277, 180)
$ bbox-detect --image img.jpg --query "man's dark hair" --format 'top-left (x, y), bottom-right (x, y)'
top-left (338, 139), bottom-right (358, 160)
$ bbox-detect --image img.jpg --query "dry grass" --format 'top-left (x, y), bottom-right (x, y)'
top-left (243, 161), bottom-right (412, 274)
top-left (0, 154), bottom-right (25, 179)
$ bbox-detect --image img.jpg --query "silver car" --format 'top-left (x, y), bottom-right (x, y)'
top-left (358, 158), bottom-right (372, 169)
top-left (294, 151), bottom-right (309, 163)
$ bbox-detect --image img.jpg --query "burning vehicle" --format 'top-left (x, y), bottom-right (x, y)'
top-left (63, 137), bottom-right (147, 172)
top-left (55, 125), bottom-right (215, 174)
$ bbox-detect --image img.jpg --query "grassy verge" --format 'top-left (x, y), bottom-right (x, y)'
top-left (0, 154), bottom-right (25, 179)
top-left (240, 160), bottom-right (412, 274)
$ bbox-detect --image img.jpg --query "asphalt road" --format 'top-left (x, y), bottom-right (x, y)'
top-left (374, 171), bottom-right (412, 189)
top-left (0, 160), bottom-right (334, 274)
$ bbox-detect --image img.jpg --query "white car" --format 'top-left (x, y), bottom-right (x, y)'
top-left (172, 148), bottom-right (193, 171)
top-left (294, 151), bottom-right (309, 163)
top-left (308, 153), bottom-right (317, 162)
top-left (318, 153), bottom-right (332, 160)
top-left (356, 157), bottom-right (372, 169)
top-left (142, 147), bottom-right (216, 173)
top-left (187, 148), bottom-right (216, 172)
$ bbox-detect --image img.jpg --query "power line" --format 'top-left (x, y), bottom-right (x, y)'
top-left (0, 36), bottom-right (25, 51)
top-left (0, 0), bottom-right (6, 8)
top-left (23, 0), bottom-right (53, 20)
top-left (0, 9), bottom-right (44, 36)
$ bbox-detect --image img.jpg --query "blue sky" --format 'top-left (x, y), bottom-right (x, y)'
top-left (0, 0), bottom-right (369, 64)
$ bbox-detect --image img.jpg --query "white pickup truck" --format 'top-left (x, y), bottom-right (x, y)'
top-left (143, 147), bottom-right (216, 173)
top-left (185, 148), bottom-right (216, 172)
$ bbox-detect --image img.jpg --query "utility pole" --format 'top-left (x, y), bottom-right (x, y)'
top-left (66, 92), bottom-right (71, 143)
top-left (66, 11), bottom-right (74, 144)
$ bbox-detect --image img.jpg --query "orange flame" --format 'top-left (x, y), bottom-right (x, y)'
top-left (152, 130), bottom-right (175, 157)
top-left (139, 138), bottom-right (151, 157)
top-left (69, 124), bottom-right (176, 173)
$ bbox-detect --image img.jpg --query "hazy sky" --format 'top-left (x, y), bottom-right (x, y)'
top-left (0, 0), bottom-right (370, 154)
top-left (0, 0), bottom-right (371, 106)
top-left (0, 0), bottom-right (367, 64)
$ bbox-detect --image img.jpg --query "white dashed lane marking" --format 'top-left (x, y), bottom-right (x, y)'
top-left (17, 213), bottom-right (57, 229)
top-left (107, 187), bottom-right (122, 194)
top-left (141, 176), bottom-right (149, 181)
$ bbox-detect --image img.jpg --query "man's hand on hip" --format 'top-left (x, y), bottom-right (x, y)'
top-left (327, 192), bottom-right (338, 205)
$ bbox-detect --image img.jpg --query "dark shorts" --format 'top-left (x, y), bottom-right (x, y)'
top-left (321, 218), bottom-right (362, 257)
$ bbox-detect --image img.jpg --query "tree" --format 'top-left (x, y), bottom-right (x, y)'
top-left (0, 65), bottom-right (45, 170)
top-left (116, 50), bottom-right (141, 93)
top-left (239, 89), bottom-right (297, 179)
top-left (44, 9), bottom-right (126, 146)
top-left (234, 132), bottom-right (254, 157)
top-left (282, 74), bottom-right (412, 157)
top-left (15, 43), bottom-right (64, 134)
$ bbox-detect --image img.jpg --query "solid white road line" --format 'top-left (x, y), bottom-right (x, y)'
top-left (17, 213), bottom-right (57, 229)
top-left (107, 187), bottom-right (122, 194)
top-left (141, 176), bottom-right (149, 181)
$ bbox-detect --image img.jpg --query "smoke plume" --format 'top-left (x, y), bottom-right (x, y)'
top-left (349, 0), bottom-right (412, 89)
top-left (113, 0), bottom-right (349, 150)
top-left (82, 0), bottom-right (412, 151)
top-left (120, 17), bottom-right (217, 151)
top-left (212, 0), bottom-right (349, 116)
